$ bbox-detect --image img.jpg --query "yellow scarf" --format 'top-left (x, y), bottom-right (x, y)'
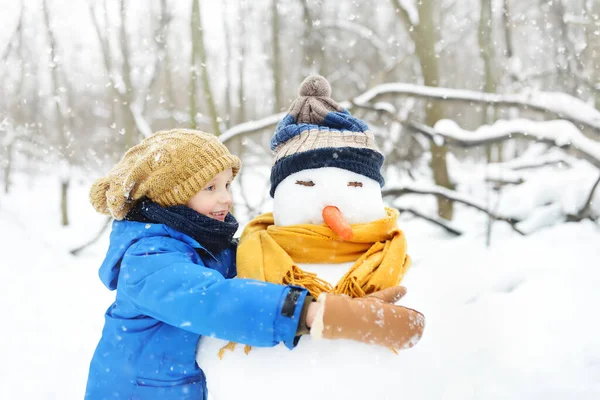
top-left (236, 207), bottom-right (411, 298)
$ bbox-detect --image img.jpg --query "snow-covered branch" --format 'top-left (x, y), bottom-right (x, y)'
top-left (354, 83), bottom-right (600, 133)
top-left (397, 206), bottom-right (462, 236)
top-left (383, 182), bottom-right (525, 235)
top-left (218, 89), bottom-right (600, 176)
top-left (430, 119), bottom-right (600, 170)
top-left (496, 152), bottom-right (572, 171)
top-left (220, 112), bottom-right (285, 144)
top-left (571, 173), bottom-right (600, 221)
top-left (348, 100), bottom-right (600, 171)
top-left (129, 104), bottom-right (153, 138)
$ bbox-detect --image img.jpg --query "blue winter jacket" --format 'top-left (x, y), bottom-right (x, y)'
top-left (85, 220), bottom-right (308, 400)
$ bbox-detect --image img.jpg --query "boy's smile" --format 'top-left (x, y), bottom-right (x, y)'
top-left (209, 210), bottom-right (229, 221)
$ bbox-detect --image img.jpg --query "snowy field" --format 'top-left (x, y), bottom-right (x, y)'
top-left (1, 170), bottom-right (599, 399)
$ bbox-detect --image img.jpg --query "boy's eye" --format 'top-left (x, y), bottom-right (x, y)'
top-left (204, 185), bottom-right (215, 191)
top-left (295, 180), bottom-right (315, 187)
top-left (226, 182), bottom-right (231, 189)
top-left (348, 181), bottom-right (363, 187)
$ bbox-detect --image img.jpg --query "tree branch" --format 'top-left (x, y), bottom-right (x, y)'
top-left (353, 83), bottom-right (600, 134)
top-left (0, 4), bottom-right (23, 63)
top-left (382, 184), bottom-right (525, 235)
top-left (220, 112), bottom-right (286, 145)
top-left (397, 206), bottom-right (463, 236)
top-left (70, 216), bottom-right (112, 256)
top-left (576, 173), bottom-right (600, 219)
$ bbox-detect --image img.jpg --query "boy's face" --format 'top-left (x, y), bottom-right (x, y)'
top-left (186, 168), bottom-right (233, 221)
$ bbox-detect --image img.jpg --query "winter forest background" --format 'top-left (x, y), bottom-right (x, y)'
top-left (1, 0), bottom-right (600, 399)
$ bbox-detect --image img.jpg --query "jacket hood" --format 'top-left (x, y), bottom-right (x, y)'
top-left (99, 220), bottom-right (205, 290)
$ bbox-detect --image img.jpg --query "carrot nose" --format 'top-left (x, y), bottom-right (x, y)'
top-left (322, 206), bottom-right (353, 240)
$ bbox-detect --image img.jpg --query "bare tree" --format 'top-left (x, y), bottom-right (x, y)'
top-left (158, 0), bottom-right (177, 128)
top-left (1, 3), bottom-right (25, 195)
top-left (190, 0), bottom-right (221, 135)
top-left (502, 0), bottom-right (514, 60)
top-left (222, 0), bottom-right (233, 126)
top-left (299, 0), bottom-right (324, 75)
top-left (118, 0), bottom-right (137, 148)
top-left (237, 0), bottom-right (248, 124)
top-left (42, 0), bottom-right (73, 226)
top-left (583, 1), bottom-right (600, 109)
top-left (89, 0), bottom-right (140, 150)
top-left (271, 0), bottom-right (283, 113)
top-left (390, 0), bottom-right (454, 220)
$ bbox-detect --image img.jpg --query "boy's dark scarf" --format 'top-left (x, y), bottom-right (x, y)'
top-left (126, 198), bottom-right (238, 255)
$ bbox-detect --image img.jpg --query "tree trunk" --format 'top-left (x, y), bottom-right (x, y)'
top-left (191, 0), bottom-right (221, 135)
top-left (119, 0), bottom-right (138, 150)
top-left (160, 0), bottom-right (177, 128)
top-left (501, 0), bottom-right (513, 60)
top-left (3, 141), bottom-right (13, 194)
top-left (237, 0), bottom-right (247, 124)
top-left (222, 0), bottom-right (232, 126)
top-left (61, 179), bottom-right (69, 226)
top-left (585, 1), bottom-right (600, 110)
top-left (271, 0), bottom-right (282, 112)
top-left (391, 0), bottom-right (454, 219)
top-left (478, 0), bottom-right (500, 162)
top-left (299, 0), bottom-right (326, 76)
top-left (43, 0), bottom-right (71, 226)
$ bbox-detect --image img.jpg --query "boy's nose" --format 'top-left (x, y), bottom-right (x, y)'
top-left (219, 190), bottom-right (232, 205)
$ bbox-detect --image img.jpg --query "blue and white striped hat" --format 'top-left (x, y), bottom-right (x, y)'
top-left (269, 75), bottom-right (384, 197)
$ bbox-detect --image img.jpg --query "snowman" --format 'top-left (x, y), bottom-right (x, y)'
top-left (196, 76), bottom-right (424, 400)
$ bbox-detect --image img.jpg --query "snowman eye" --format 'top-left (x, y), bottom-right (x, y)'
top-left (295, 180), bottom-right (315, 187)
top-left (348, 181), bottom-right (363, 187)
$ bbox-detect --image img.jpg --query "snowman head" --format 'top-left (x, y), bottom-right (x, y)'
top-left (270, 76), bottom-right (386, 238)
top-left (273, 167), bottom-right (386, 228)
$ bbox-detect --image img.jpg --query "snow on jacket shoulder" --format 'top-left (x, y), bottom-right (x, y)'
top-left (85, 220), bottom-right (307, 400)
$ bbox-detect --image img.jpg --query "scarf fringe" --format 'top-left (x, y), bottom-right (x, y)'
top-left (283, 266), bottom-right (334, 298)
top-left (217, 341), bottom-right (237, 360)
top-left (334, 276), bottom-right (367, 298)
top-left (216, 342), bottom-right (259, 358)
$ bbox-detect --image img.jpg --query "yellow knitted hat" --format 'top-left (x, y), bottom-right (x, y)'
top-left (89, 129), bottom-right (241, 220)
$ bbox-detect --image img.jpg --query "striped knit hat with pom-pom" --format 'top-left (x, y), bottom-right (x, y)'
top-left (90, 129), bottom-right (241, 220)
top-left (269, 75), bottom-right (384, 197)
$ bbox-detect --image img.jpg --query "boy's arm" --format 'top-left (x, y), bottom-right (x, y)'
top-left (119, 237), bottom-right (308, 349)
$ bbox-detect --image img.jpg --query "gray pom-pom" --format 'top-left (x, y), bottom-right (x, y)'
top-left (298, 75), bottom-right (331, 97)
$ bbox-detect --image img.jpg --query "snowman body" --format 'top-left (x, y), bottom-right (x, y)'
top-left (196, 168), bottom-right (412, 400)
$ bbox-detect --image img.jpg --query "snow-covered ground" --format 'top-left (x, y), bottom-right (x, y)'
top-left (1, 171), bottom-right (599, 399)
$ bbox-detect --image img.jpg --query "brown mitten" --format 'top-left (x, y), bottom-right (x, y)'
top-left (310, 286), bottom-right (425, 350)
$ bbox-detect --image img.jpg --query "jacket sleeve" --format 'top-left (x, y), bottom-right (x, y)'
top-left (119, 236), bottom-right (307, 349)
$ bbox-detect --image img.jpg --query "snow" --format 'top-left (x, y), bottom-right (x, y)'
top-left (433, 118), bottom-right (600, 169)
top-left (398, 0), bottom-right (419, 26)
top-left (353, 84), bottom-right (600, 133)
top-left (2, 170), bottom-right (600, 399)
top-left (448, 148), bottom-right (600, 225)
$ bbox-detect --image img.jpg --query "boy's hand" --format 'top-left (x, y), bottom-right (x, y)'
top-left (310, 286), bottom-right (425, 350)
